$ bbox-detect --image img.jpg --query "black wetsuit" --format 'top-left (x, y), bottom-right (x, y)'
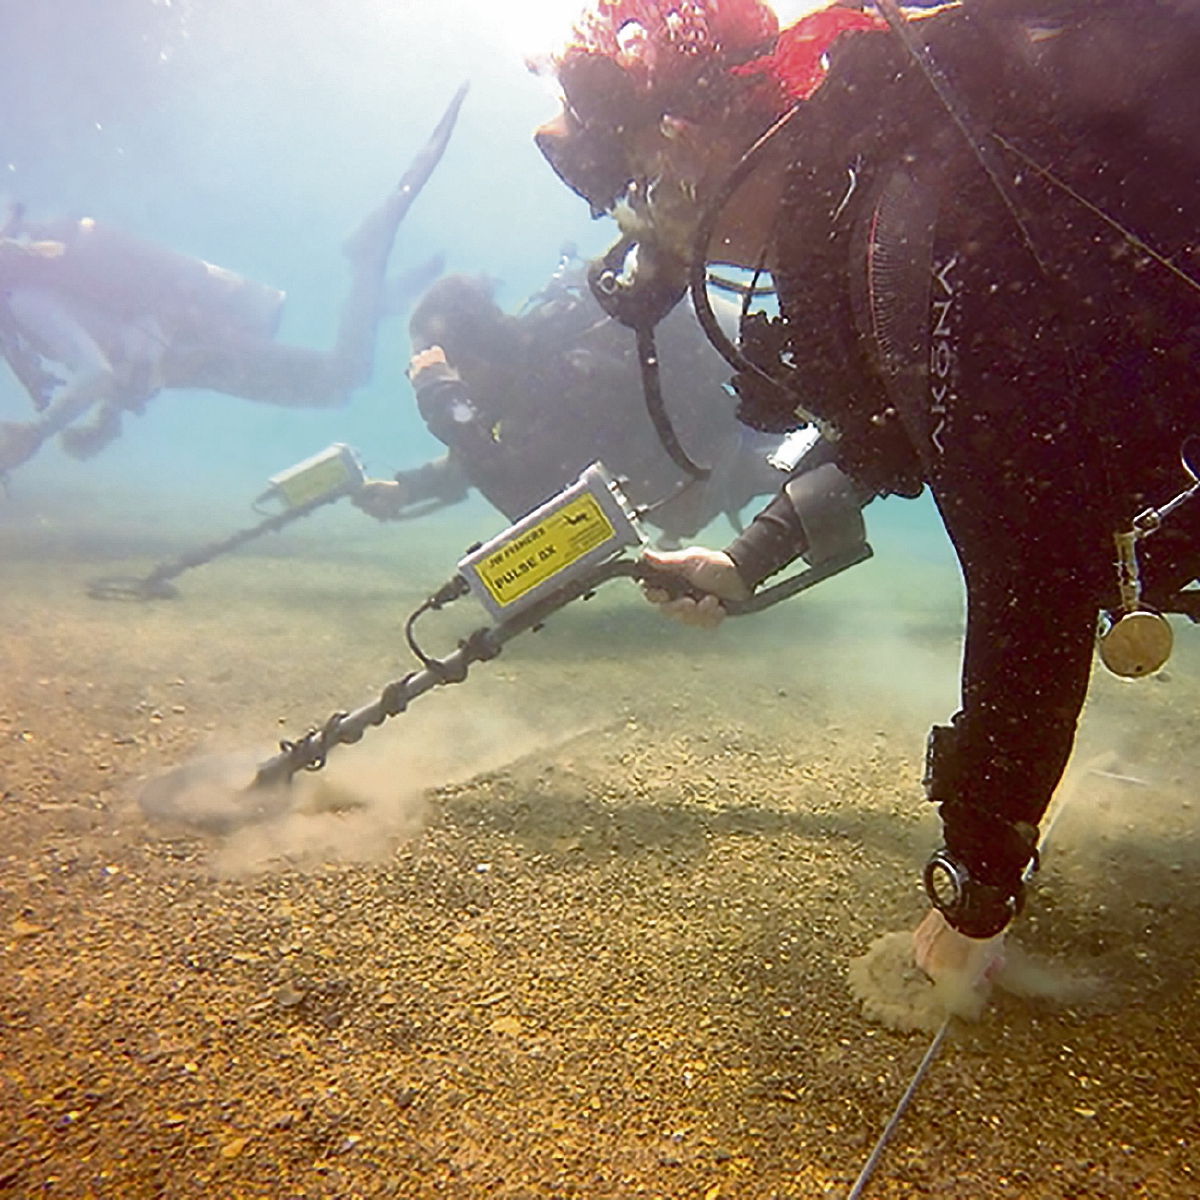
top-left (401, 282), bottom-right (785, 539)
top-left (727, 0), bottom-right (1200, 931)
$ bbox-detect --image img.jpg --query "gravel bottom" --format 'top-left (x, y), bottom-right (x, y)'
top-left (3, 501), bottom-right (1200, 1198)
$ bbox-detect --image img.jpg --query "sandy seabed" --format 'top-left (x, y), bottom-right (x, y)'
top-left (3, 482), bottom-right (1200, 1199)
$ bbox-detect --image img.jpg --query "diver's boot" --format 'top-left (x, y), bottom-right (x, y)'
top-left (0, 421), bottom-right (47, 473)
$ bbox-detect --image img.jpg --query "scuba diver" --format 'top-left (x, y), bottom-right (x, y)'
top-left (533, 0), bottom-right (1200, 983)
top-left (351, 252), bottom-right (865, 550)
top-left (0, 84), bottom-right (465, 476)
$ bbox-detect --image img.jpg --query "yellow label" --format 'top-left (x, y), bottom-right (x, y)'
top-left (276, 455), bottom-right (353, 507)
top-left (475, 492), bottom-right (615, 608)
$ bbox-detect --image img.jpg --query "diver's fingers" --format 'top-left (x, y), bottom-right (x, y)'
top-left (641, 545), bottom-right (749, 602)
top-left (641, 545), bottom-right (710, 577)
top-left (408, 346), bottom-right (448, 377)
top-left (657, 594), bottom-right (726, 630)
top-left (352, 480), bottom-right (403, 520)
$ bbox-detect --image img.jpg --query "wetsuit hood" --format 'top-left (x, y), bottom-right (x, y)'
top-left (536, 0), bottom-right (886, 221)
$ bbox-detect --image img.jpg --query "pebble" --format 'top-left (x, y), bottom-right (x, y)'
top-left (274, 982), bottom-right (306, 1009)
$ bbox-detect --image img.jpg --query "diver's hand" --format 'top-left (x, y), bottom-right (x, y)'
top-left (640, 546), bottom-right (750, 630)
top-left (352, 479), bottom-right (410, 521)
top-left (408, 345), bottom-right (459, 389)
top-left (912, 908), bottom-right (1005, 988)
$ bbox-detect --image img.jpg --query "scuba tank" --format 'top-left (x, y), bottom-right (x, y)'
top-left (12, 216), bottom-right (285, 340)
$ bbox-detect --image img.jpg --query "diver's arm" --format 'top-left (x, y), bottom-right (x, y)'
top-left (408, 345), bottom-right (532, 518)
top-left (724, 487), bottom-right (811, 589)
top-left (353, 456), bottom-right (470, 521)
top-left (393, 454), bottom-right (469, 506)
top-left (409, 347), bottom-right (500, 459)
top-left (735, 461), bottom-right (870, 580)
top-left (351, 347), bottom-right (494, 522)
top-left (641, 462), bottom-right (870, 626)
top-left (0, 288), bottom-right (123, 472)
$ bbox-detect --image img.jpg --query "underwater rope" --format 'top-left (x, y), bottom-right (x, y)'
top-left (992, 132), bottom-right (1200, 299)
top-left (846, 1021), bottom-right (949, 1200)
top-left (844, 786), bottom-right (1078, 1198)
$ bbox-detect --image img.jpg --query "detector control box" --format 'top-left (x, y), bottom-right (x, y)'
top-left (268, 443), bottom-right (365, 509)
top-left (456, 462), bottom-right (646, 623)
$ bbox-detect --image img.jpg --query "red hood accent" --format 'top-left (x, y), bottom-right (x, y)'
top-left (563, 0), bottom-right (780, 96)
top-left (558, 1), bottom-right (890, 121)
top-left (733, 6), bottom-right (888, 109)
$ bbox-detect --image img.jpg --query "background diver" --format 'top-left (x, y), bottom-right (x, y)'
top-left (351, 250), bottom-right (867, 552)
top-left (0, 83), bottom-right (466, 477)
top-left (535, 0), bottom-right (1200, 990)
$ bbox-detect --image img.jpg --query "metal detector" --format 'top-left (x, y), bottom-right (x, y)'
top-left (84, 443), bottom-right (441, 601)
top-left (140, 461), bottom-right (871, 809)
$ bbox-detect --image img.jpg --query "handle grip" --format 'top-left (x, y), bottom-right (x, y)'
top-left (625, 542), bottom-right (873, 617)
top-left (632, 561), bottom-right (734, 607)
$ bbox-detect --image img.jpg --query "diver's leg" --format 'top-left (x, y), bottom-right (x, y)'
top-left (162, 337), bottom-right (353, 408)
top-left (58, 401), bottom-right (126, 460)
top-left (156, 90), bottom-right (467, 412)
top-left (325, 257), bottom-right (389, 397)
top-left (155, 225), bottom-right (390, 410)
top-left (182, 190), bottom-right (424, 408)
top-left (340, 184), bottom-right (414, 274)
top-left (329, 176), bottom-right (424, 395)
top-left (60, 315), bottom-right (168, 458)
top-left (0, 289), bottom-right (118, 471)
